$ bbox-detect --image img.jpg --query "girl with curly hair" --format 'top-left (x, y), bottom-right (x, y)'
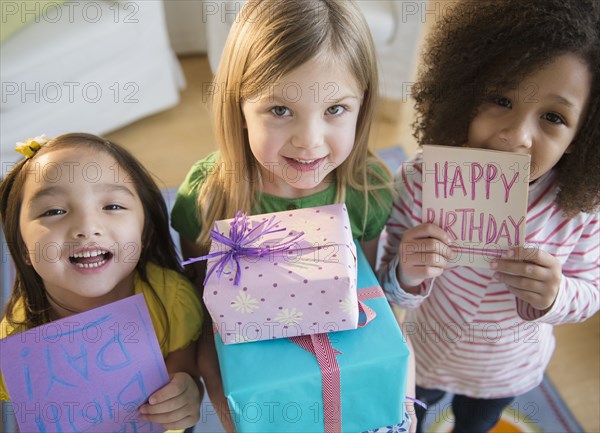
top-left (378, 0), bottom-right (599, 431)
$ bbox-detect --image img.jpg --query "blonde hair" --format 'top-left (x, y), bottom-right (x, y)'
top-left (197, 0), bottom-right (390, 248)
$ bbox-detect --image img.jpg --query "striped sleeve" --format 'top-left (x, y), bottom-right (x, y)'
top-left (377, 154), bottom-right (434, 307)
top-left (518, 213), bottom-right (599, 324)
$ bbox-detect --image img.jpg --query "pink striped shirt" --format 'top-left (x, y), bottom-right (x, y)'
top-left (378, 153), bottom-right (599, 398)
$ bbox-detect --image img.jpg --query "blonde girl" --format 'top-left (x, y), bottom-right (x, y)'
top-left (170, 0), bottom-right (404, 430)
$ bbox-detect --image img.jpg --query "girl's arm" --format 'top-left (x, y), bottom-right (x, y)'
top-left (181, 237), bottom-right (236, 433)
top-left (164, 342), bottom-right (201, 383)
top-left (180, 237), bottom-right (207, 295)
top-left (140, 343), bottom-right (201, 430)
top-left (359, 237), bottom-right (380, 270)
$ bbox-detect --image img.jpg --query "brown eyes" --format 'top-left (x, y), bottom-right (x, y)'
top-left (40, 209), bottom-right (66, 217)
top-left (543, 112), bottom-right (566, 125)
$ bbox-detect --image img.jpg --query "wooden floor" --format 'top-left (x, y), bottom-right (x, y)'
top-left (107, 55), bottom-right (599, 432)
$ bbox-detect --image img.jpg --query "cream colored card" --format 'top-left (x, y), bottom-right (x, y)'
top-left (422, 145), bottom-right (531, 268)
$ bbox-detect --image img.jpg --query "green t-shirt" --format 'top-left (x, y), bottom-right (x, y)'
top-left (171, 152), bottom-right (392, 243)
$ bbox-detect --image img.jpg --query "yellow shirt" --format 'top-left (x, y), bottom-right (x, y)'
top-left (0, 263), bottom-right (203, 416)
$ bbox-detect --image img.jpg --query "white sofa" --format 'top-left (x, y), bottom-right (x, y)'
top-left (202, 0), bottom-right (425, 100)
top-left (0, 0), bottom-right (184, 166)
top-left (163, 0), bottom-right (424, 101)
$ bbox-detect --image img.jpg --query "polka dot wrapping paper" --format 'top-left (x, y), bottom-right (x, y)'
top-left (203, 204), bottom-right (359, 345)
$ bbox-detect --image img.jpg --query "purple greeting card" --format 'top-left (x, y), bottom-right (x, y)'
top-left (0, 294), bottom-right (168, 433)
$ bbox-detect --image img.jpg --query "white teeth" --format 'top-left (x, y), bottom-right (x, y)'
top-left (72, 249), bottom-right (104, 259)
top-left (293, 158), bottom-right (316, 164)
top-left (74, 259), bottom-right (107, 269)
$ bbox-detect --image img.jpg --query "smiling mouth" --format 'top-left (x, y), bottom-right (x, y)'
top-left (284, 156), bottom-right (326, 171)
top-left (290, 158), bottom-right (318, 164)
top-left (69, 249), bottom-right (113, 269)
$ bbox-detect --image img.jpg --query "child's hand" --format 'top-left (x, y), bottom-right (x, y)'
top-left (397, 223), bottom-right (454, 291)
top-left (491, 247), bottom-right (562, 311)
top-left (140, 372), bottom-right (201, 430)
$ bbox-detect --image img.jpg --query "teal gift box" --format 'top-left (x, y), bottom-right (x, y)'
top-left (215, 242), bottom-right (410, 433)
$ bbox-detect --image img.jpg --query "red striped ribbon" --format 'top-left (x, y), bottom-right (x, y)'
top-left (357, 285), bottom-right (384, 327)
top-left (289, 333), bottom-right (343, 433)
top-left (358, 285), bottom-right (385, 301)
top-left (289, 285), bottom-right (385, 433)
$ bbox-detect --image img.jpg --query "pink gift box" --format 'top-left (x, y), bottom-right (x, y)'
top-left (203, 204), bottom-right (358, 345)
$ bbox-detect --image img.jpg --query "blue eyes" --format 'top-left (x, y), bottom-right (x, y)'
top-left (271, 106), bottom-right (289, 117)
top-left (326, 105), bottom-right (345, 116)
top-left (270, 105), bottom-right (346, 117)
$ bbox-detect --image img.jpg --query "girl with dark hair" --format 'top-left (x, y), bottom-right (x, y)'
top-left (379, 1), bottom-right (599, 431)
top-left (0, 133), bottom-right (203, 431)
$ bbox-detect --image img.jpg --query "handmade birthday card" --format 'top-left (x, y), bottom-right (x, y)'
top-left (0, 294), bottom-right (168, 433)
top-left (422, 145), bottom-right (531, 268)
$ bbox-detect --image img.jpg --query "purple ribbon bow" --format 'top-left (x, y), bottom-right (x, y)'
top-left (182, 211), bottom-right (305, 286)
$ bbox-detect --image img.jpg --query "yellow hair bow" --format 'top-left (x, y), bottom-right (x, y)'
top-left (15, 134), bottom-right (49, 159)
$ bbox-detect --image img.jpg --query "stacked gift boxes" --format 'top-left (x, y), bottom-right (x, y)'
top-left (203, 204), bottom-right (410, 432)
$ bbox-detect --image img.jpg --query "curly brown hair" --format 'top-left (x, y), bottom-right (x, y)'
top-left (413, 0), bottom-right (600, 216)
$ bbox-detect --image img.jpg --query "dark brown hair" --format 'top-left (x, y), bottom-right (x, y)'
top-left (0, 133), bottom-right (181, 329)
top-left (413, 0), bottom-right (599, 215)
